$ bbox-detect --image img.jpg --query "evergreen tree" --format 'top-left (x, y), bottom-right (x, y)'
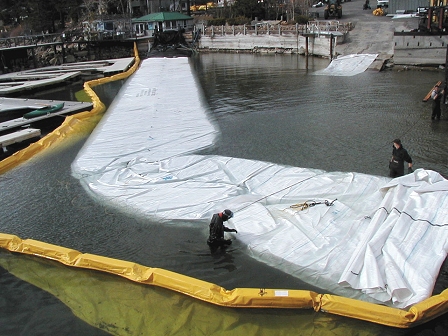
top-left (232, 0), bottom-right (265, 20)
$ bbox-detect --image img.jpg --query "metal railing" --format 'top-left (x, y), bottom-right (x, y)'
top-left (202, 21), bottom-right (353, 37)
top-left (0, 33), bottom-right (63, 49)
top-left (0, 30), bottom-right (139, 50)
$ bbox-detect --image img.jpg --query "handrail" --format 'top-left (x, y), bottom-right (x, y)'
top-left (0, 30), bottom-right (138, 49)
top-left (202, 21), bottom-right (353, 37)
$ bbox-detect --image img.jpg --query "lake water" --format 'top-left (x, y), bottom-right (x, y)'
top-left (1, 53), bottom-right (447, 335)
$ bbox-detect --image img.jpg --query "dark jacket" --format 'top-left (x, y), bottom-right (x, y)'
top-left (390, 145), bottom-right (412, 177)
top-left (207, 213), bottom-right (233, 244)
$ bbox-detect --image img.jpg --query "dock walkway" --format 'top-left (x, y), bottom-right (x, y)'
top-left (0, 97), bottom-right (93, 150)
top-left (0, 128), bottom-right (41, 149)
top-left (0, 97), bottom-right (93, 130)
top-left (0, 57), bottom-right (135, 95)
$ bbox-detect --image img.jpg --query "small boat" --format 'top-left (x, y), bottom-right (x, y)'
top-left (23, 103), bottom-right (65, 119)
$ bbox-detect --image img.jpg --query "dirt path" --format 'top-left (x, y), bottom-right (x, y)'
top-left (310, 0), bottom-right (395, 57)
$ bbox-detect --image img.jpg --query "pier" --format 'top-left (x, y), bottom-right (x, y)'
top-left (0, 97), bottom-right (93, 152)
top-left (0, 57), bottom-right (135, 96)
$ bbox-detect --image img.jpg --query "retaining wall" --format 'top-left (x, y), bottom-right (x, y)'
top-left (197, 23), bottom-right (348, 57)
top-left (198, 33), bottom-right (344, 57)
top-left (394, 34), bottom-right (448, 65)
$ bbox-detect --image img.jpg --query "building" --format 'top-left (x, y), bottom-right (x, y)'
top-left (132, 12), bottom-right (194, 37)
top-left (387, 0), bottom-right (429, 14)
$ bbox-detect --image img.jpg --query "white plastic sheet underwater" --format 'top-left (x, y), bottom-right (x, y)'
top-left (313, 54), bottom-right (378, 76)
top-left (72, 57), bottom-right (448, 309)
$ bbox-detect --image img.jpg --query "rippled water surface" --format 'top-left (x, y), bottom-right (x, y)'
top-left (1, 54), bottom-right (448, 335)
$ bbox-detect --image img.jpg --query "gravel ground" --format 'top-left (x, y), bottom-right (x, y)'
top-left (310, 0), bottom-right (395, 57)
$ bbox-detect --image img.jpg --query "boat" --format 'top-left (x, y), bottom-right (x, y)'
top-left (23, 102), bottom-right (65, 119)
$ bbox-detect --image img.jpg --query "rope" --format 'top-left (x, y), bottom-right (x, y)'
top-left (368, 206), bottom-right (448, 227)
top-left (290, 199), bottom-right (337, 211)
top-left (235, 173), bottom-right (325, 213)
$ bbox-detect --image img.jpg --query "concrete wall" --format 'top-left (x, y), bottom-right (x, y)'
top-left (198, 33), bottom-right (344, 58)
top-left (393, 17), bottom-right (420, 32)
top-left (393, 34), bottom-right (448, 64)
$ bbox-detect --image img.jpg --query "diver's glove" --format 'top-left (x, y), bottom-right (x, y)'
top-left (232, 229), bottom-right (238, 233)
top-left (408, 167), bottom-right (414, 174)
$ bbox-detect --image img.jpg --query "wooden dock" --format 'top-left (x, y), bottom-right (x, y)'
top-left (0, 97), bottom-right (93, 150)
top-left (0, 57), bottom-right (135, 95)
top-left (0, 128), bottom-right (41, 149)
top-left (0, 97), bottom-right (93, 130)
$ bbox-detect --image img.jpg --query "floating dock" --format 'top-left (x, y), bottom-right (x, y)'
top-left (0, 128), bottom-right (41, 148)
top-left (0, 97), bottom-right (93, 151)
top-left (0, 57), bottom-right (135, 95)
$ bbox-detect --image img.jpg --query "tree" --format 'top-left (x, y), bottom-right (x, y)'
top-left (0, 0), bottom-right (83, 33)
top-left (0, 0), bottom-right (32, 26)
top-left (232, 0), bottom-right (265, 20)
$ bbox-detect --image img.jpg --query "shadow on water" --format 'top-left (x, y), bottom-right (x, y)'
top-left (0, 265), bottom-right (110, 336)
top-left (1, 53), bottom-right (448, 334)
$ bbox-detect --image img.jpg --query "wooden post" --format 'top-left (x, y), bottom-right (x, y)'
top-left (306, 36), bottom-right (309, 57)
top-left (330, 33), bottom-right (334, 60)
top-left (31, 48), bottom-right (37, 68)
top-left (61, 34), bottom-right (65, 64)
top-left (444, 43), bottom-right (448, 104)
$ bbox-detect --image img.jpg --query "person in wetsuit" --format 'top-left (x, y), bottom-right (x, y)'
top-left (207, 209), bottom-right (237, 250)
top-left (431, 83), bottom-right (444, 120)
top-left (389, 139), bottom-right (413, 178)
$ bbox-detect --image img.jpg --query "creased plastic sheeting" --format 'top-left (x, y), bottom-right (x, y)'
top-left (339, 170), bottom-right (448, 305)
top-left (71, 57), bottom-right (448, 309)
top-left (2, 234), bottom-right (448, 329)
top-left (72, 57), bottom-right (218, 177)
top-left (313, 54), bottom-right (378, 76)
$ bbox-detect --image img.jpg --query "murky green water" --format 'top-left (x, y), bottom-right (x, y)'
top-left (1, 53), bottom-right (447, 335)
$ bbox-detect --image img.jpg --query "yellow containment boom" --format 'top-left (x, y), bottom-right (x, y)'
top-left (1, 232), bottom-right (447, 328)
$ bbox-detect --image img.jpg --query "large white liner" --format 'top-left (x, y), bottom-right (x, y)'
top-left (313, 54), bottom-right (378, 76)
top-left (72, 57), bottom-right (448, 308)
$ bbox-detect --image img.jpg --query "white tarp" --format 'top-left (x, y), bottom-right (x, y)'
top-left (313, 54), bottom-right (378, 76)
top-left (72, 57), bottom-right (448, 308)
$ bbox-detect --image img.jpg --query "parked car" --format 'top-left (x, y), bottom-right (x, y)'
top-left (377, 0), bottom-right (389, 8)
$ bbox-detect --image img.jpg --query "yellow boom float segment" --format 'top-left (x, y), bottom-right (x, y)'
top-left (1, 232), bottom-right (448, 329)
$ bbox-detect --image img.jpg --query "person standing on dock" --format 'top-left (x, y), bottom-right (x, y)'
top-left (389, 139), bottom-right (413, 178)
top-left (431, 83), bottom-right (444, 120)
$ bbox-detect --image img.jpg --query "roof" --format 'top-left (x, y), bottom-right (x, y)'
top-left (133, 12), bottom-right (193, 23)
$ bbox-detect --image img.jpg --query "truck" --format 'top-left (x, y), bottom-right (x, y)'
top-left (324, 0), bottom-right (342, 19)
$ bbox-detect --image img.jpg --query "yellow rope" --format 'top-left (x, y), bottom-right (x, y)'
top-left (290, 202), bottom-right (311, 211)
